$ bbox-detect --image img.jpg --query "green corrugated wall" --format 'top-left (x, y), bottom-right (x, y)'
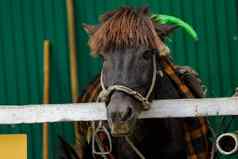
top-left (0, 0), bottom-right (74, 159)
top-left (0, 0), bottom-right (237, 158)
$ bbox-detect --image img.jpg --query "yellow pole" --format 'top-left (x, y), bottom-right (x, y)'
top-left (66, 0), bottom-right (79, 103)
top-left (66, 0), bottom-right (80, 144)
top-left (43, 40), bottom-right (50, 159)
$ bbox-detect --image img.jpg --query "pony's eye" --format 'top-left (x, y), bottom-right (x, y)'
top-left (142, 50), bottom-right (152, 60)
top-left (99, 54), bottom-right (105, 61)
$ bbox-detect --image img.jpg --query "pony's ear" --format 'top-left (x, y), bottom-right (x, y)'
top-left (157, 24), bottom-right (178, 37)
top-left (82, 23), bottom-right (98, 35)
top-left (138, 6), bottom-right (149, 15)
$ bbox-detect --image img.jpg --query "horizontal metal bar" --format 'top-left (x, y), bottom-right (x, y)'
top-left (0, 97), bottom-right (237, 124)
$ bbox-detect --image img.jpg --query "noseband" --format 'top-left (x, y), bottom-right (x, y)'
top-left (97, 54), bottom-right (157, 110)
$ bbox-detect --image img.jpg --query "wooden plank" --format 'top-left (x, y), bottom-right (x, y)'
top-left (141, 97), bottom-right (238, 118)
top-left (0, 103), bottom-right (107, 124)
top-left (0, 97), bottom-right (237, 124)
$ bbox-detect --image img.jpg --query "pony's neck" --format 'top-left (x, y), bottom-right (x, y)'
top-left (129, 68), bottom-right (186, 158)
top-left (154, 69), bottom-right (181, 99)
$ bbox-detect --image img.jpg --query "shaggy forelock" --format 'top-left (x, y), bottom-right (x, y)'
top-left (88, 7), bottom-right (161, 54)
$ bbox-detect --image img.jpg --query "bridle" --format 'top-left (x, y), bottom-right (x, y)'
top-left (92, 47), bottom-right (170, 159)
top-left (97, 52), bottom-right (157, 110)
top-left (97, 46), bottom-right (170, 106)
top-left (92, 53), bottom-right (157, 159)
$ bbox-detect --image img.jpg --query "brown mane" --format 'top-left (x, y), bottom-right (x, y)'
top-left (88, 7), bottom-right (162, 54)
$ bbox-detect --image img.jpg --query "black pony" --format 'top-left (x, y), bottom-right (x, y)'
top-left (59, 7), bottom-right (210, 159)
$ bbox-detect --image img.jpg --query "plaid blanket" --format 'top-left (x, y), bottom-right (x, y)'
top-left (77, 57), bottom-right (210, 159)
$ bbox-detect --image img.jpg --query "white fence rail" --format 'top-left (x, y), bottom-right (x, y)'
top-left (0, 97), bottom-right (237, 124)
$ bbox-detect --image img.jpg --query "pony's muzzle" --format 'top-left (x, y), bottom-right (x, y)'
top-left (110, 122), bottom-right (130, 137)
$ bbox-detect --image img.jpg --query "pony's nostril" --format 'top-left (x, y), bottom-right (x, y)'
top-left (121, 107), bottom-right (133, 121)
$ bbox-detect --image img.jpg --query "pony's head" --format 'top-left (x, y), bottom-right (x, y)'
top-left (84, 7), bottom-right (178, 137)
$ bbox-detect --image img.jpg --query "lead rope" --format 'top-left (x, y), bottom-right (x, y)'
top-left (125, 137), bottom-right (146, 159)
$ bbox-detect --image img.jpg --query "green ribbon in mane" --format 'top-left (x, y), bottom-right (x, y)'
top-left (151, 14), bottom-right (198, 41)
